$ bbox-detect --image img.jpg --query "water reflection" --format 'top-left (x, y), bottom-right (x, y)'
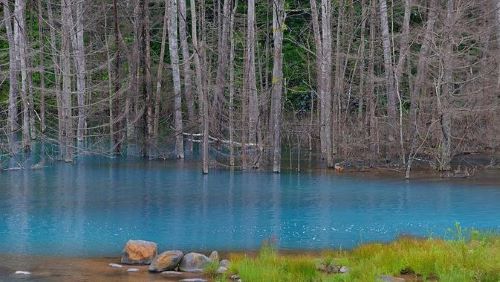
top-left (0, 158), bottom-right (499, 257)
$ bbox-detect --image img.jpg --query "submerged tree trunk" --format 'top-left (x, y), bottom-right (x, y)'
top-left (168, 0), bottom-right (184, 159)
top-left (270, 0), bottom-right (285, 173)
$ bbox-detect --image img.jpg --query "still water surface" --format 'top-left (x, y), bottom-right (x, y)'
top-left (0, 157), bottom-right (499, 257)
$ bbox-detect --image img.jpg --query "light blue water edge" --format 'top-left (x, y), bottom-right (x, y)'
top-left (0, 156), bottom-right (499, 257)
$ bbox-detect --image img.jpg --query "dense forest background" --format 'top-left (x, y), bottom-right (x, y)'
top-left (0, 0), bottom-right (499, 176)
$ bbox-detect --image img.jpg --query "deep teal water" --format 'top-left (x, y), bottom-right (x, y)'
top-left (0, 157), bottom-right (499, 257)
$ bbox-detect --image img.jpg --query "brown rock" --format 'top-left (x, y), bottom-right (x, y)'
top-left (120, 240), bottom-right (157, 265)
top-left (148, 250), bottom-right (184, 272)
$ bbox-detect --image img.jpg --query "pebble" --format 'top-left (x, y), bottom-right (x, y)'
top-left (178, 279), bottom-right (207, 282)
top-left (108, 263), bottom-right (123, 268)
top-left (127, 268), bottom-right (139, 272)
top-left (160, 271), bottom-right (183, 276)
top-left (14, 271), bottom-right (31, 276)
top-left (339, 266), bottom-right (349, 273)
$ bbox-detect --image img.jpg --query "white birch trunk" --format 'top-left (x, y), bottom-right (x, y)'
top-left (168, 0), bottom-right (184, 158)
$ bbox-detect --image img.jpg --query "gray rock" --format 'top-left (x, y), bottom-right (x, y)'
top-left (339, 266), bottom-right (349, 273)
top-left (179, 279), bottom-right (207, 282)
top-left (209, 250), bottom-right (219, 262)
top-left (148, 250), bottom-right (184, 272)
top-left (230, 274), bottom-right (240, 280)
top-left (120, 240), bottom-right (157, 265)
top-left (217, 266), bottom-right (228, 274)
top-left (108, 263), bottom-right (123, 268)
top-left (160, 271), bottom-right (183, 277)
top-left (178, 252), bottom-right (210, 272)
top-left (220, 259), bottom-right (230, 268)
top-left (127, 268), bottom-right (139, 272)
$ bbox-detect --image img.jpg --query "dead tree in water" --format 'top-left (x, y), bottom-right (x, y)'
top-left (270, 0), bottom-right (285, 173)
top-left (168, 0), bottom-right (184, 159)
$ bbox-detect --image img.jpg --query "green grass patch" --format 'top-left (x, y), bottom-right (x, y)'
top-left (227, 233), bottom-right (500, 282)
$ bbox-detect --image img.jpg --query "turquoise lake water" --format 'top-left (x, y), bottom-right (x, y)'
top-left (0, 157), bottom-right (499, 257)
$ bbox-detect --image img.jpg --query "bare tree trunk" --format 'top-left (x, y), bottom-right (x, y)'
top-left (14, 0), bottom-right (31, 151)
top-left (357, 0), bottom-right (367, 122)
top-left (190, 0), bottom-right (208, 173)
top-left (3, 0), bottom-right (19, 149)
top-left (407, 0), bottom-right (437, 173)
top-left (37, 0), bottom-right (46, 134)
top-left (47, 0), bottom-right (64, 158)
top-left (246, 0), bottom-right (259, 167)
top-left (104, 16), bottom-right (114, 152)
top-left (228, 0), bottom-right (238, 167)
top-left (61, 0), bottom-right (74, 161)
top-left (127, 0), bottom-right (141, 142)
top-left (496, 0), bottom-right (500, 87)
top-left (368, 0), bottom-right (377, 159)
top-left (309, 0), bottom-right (325, 157)
top-left (320, 0), bottom-right (333, 167)
top-left (112, 0), bottom-right (122, 153)
top-left (143, 0), bottom-right (153, 156)
top-left (154, 0), bottom-right (168, 139)
top-left (270, 0), bottom-right (285, 173)
top-left (213, 0), bottom-right (232, 137)
top-left (168, 0), bottom-right (184, 159)
top-left (70, 0), bottom-right (87, 146)
top-left (179, 0), bottom-right (195, 152)
top-left (438, 0), bottom-right (454, 171)
top-left (378, 0), bottom-right (397, 144)
top-left (333, 0), bottom-right (344, 157)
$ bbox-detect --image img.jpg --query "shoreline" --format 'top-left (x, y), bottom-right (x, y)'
top-left (1, 233), bottom-right (499, 281)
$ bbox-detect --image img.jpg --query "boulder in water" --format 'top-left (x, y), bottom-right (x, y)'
top-left (148, 250), bottom-right (184, 272)
top-left (178, 252), bottom-right (210, 272)
top-left (120, 240), bottom-right (157, 265)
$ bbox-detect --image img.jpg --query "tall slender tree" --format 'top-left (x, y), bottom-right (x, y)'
top-left (270, 0), bottom-right (285, 173)
top-left (168, 0), bottom-right (184, 159)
